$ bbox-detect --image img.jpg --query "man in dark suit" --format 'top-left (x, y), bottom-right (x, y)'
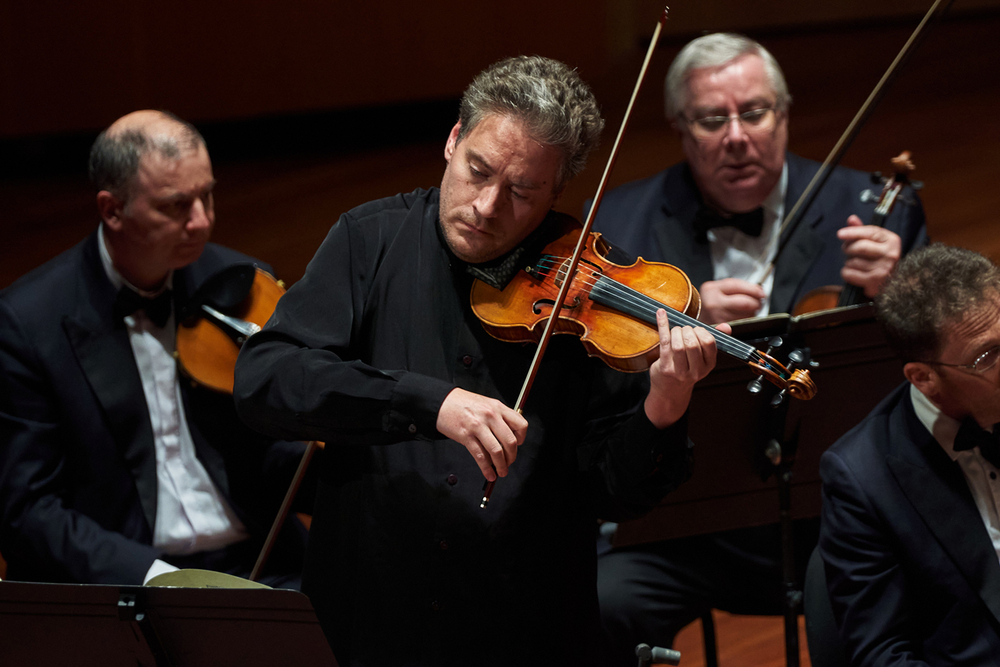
top-left (590, 33), bottom-right (926, 324)
top-left (0, 110), bottom-right (308, 586)
top-left (590, 33), bottom-right (928, 663)
top-left (820, 244), bottom-right (1000, 666)
top-left (233, 56), bottom-right (724, 666)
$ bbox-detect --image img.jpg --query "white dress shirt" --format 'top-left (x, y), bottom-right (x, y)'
top-left (910, 383), bottom-right (1000, 564)
top-left (706, 163), bottom-right (788, 317)
top-left (99, 226), bottom-right (248, 582)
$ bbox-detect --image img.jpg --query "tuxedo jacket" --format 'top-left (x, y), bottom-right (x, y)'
top-left (0, 231), bottom-right (308, 584)
top-left (820, 383), bottom-right (1000, 665)
top-left (589, 153), bottom-right (927, 314)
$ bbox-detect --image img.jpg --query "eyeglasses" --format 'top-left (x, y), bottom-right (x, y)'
top-left (682, 107), bottom-right (777, 140)
top-left (926, 345), bottom-right (1000, 374)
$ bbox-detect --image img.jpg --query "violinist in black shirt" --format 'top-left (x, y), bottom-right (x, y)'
top-left (234, 56), bottom-right (724, 666)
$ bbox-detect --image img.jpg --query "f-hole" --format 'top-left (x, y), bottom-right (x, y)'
top-left (533, 295), bottom-right (582, 314)
top-left (529, 255), bottom-right (603, 314)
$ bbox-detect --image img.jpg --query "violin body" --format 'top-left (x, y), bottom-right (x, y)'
top-left (791, 284), bottom-right (844, 316)
top-left (176, 267), bottom-right (285, 393)
top-left (472, 219), bottom-right (701, 372)
top-left (471, 219), bottom-right (816, 401)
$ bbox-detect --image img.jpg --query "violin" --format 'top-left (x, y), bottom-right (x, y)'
top-left (176, 265), bottom-right (286, 393)
top-left (791, 151), bottom-right (917, 316)
top-left (471, 215), bottom-right (818, 401)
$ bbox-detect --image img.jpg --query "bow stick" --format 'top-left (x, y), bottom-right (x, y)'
top-left (481, 7), bottom-right (671, 508)
top-left (760, 0), bottom-right (955, 282)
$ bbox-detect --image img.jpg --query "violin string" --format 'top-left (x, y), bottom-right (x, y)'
top-left (532, 255), bottom-right (706, 332)
top-left (531, 256), bottom-right (770, 366)
top-left (578, 268), bottom-right (774, 369)
top-left (532, 256), bottom-right (749, 356)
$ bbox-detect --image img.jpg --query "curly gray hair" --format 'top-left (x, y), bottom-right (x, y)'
top-left (457, 56), bottom-right (604, 192)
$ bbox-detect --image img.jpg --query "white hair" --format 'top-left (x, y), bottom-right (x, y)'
top-left (664, 33), bottom-right (791, 120)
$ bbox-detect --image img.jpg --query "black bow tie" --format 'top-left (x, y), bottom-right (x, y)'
top-left (953, 417), bottom-right (1000, 469)
top-left (113, 286), bottom-right (173, 328)
top-left (693, 206), bottom-right (765, 243)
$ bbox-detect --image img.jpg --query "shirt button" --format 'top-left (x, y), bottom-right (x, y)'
top-left (446, 474), bottom-right (458, 486)
top-left (408, 424), bottom-right (417, 434)
top-left (991, 471), bottom-right (997, 480)
top-left (462, 355), bottom-right (473, 367)
top-left (439, 540), bottom-right (449, 551)
top-left (430, 600), bottom-right (441, 611)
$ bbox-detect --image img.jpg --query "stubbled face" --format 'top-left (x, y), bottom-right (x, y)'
top-left (116, 145), bottom-right (216, 283)
top-left (676, 54), bottom-right (788, 214)
top-left (438, 114), bottom-right (562, 264)
top-left (928, 298), bottom-right (1000, 426)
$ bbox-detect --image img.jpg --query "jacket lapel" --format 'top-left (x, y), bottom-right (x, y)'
top-left (886, 395), bottom-right (1000, 626)
top-left (654, 165), bottom-right (715, 289)
top-left (63, 232), bottom-right (159, 531)
top-left (771, 154), bottom-right (823, 314)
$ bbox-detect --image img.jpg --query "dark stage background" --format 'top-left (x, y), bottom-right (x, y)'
top-left (2, 0), bottom-right (999, 289)
top-left (2, 3), bottom-right (999, 665)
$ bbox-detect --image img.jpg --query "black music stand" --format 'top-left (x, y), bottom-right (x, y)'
top-left (613, 304), bottom-right (905, 667)
top-left (0, 580), bottom-right (338, 666)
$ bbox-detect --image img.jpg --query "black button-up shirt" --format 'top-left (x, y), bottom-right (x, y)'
top-left (235, 188), bottom-right (693, 666)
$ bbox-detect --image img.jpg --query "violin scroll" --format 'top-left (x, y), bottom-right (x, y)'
top-left (747, 351), bottom-right (818, 402)
top-left (786, 369), bottom-right (819, 401)
top-left (890, 150), bottom-right (914, 174)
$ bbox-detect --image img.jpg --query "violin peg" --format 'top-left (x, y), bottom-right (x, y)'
top-left (859, 188), bottom-right (877, 203)
top-left (761, 336), bottom-right (783, 357)
top-left (747, 377), bottom-right (764, 394)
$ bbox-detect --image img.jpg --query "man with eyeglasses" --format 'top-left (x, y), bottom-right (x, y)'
top-left (590, 32), bottom-right (929, 663)
top-left (819, 244), bottom-right (1000, 666)
top-left (589, 32), bottom-right (927, 324)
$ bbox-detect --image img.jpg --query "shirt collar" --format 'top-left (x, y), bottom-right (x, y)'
top-left (910, 382), bottom-right (966, 461)
top-left (98, 223), bottom-right (172, 297)
top-left (763, 162), bottom-right (788, 223)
